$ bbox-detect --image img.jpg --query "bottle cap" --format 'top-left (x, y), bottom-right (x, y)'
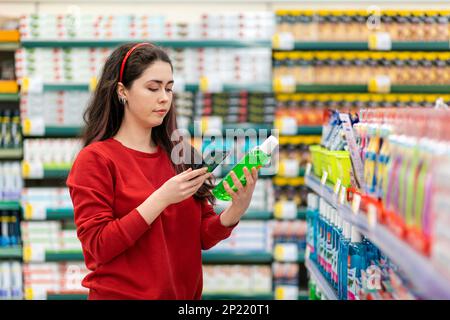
top-left (259, 135), bottom-right (279, 155)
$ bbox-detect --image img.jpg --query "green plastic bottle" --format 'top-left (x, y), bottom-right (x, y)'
top-left (212, 135), bottom-right (279, 201)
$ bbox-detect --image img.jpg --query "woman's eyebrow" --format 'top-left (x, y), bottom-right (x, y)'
top-left (146, 79), bottom-right (174, 85)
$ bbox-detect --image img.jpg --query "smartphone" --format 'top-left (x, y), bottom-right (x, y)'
top-left (194, 150), bottom-right (230, 172)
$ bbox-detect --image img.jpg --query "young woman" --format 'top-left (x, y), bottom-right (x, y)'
top-left (66, 43), bottom-right (259, 300)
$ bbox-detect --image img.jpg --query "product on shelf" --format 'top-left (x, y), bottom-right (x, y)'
top-left (273, 184), bottom-right (309, 220)
top-left (210, 221), bottom-right (273, 252)
top-left (215, 179), bottom-right (274, 213)
top-left (16, 47), bottom-right (271, 86)
top-left (23, 262), bottom-right (89, 300)
top-left (23, 138), bottom-right (81, 167)
top-left (273, 51), bottom-right (450, 86)
top-left (0, 261), bottom-right (23, 300)
top-left (0, 209), bottom-right (21, 247)
top-left (20, 91), bottom-right (88, 127)
top-left (307, 194), bottom-right (419, 300)
top-left (272, 220), bottom-right (307, 256)
top-left (20, 13), bottom-right (274, 40)
top-left (21, 188), bottom-right (72, 219)
top-left (203, 265), bottom-right (272, 294)
top-left (275, 10), bottom-right (450, 42)
top-left (0, 109), bottom-right (22, 149)
top-left (0, 162), bottom-right (22, 201)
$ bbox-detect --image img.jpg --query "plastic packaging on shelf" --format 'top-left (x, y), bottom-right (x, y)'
top-left (0, 162), bottom-right (22, 201)
top-left (0, 261), bottom-right (23, 300)
top-left (23, 262), bottom-right (89, 300)
top-left (23, 138), bottom-right (81, 167)
top-left (0, 210), bottom-right (21, 248)
top-left (275, 10), bottom-right (450, 42)
top-left (20, 91), bottom-right (89, 127)
top-left (203, 265), bottom-right (272, 295)
top-left (0, 109), bottom-right (22, 150)
top-left (273, 51), bottom-right (450, 86)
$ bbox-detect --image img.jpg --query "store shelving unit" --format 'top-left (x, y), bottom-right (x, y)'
top-left (305, 258), bottom-right (338, 300)
top-left (0, 201), bottom-right (21, 211)
top-left (277, 41), bottom-right (450, 51)
top-left (291, 85), bottom-right (450, 94)
top-left (0, 93), bottom-right (19, 102)
top-left (305, 172), bottom-right (450, 300)
top-left (0, 246), bottom-right (22, 259)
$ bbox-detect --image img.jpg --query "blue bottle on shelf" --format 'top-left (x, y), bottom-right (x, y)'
top-left (332, 211), bottom-right (342, 292)
top-left (318, 199), bottom-right (326, 274)
top-left (347, 229), bottom-right (367, 300)
top-left (338, 221), bottom-right (351, 300)
top-left (306, 193), bottom-right (319, 263)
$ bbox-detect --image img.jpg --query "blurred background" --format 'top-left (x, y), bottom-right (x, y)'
top-left (0, 0), bottom-right (450, 301)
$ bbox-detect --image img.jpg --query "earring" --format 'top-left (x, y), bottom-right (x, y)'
top-left (119, 96), bottom-right (127, 105)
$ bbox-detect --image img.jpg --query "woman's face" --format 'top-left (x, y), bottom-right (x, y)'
top-left (123, 60), bottom-right (174, 128)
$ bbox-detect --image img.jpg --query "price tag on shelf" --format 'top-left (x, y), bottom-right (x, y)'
top-left (275, 285), bottom-right (299, 300)
top-left (351, 193), bottom-right (361, 215)
top-left (21, 76), bottom-right (44, 94)
top-left (368, 32), bottom-right (392, 51)
top-left (24, 286), bottom-right (46, 300)
top-left (23, 244), bottom-right (45, 263)
top-left (305, 163), bottom-right (312, 177)
top-left (321, 171), bottom-right (328, 185)
top-left (339, 186), bottom-right (347, 205)
top-left (273, 75), bottom-right (296, 93)
top-left (280, 159), bottom-right (300, 177)
top-left (198, 116), bottom-right (223, 135)
top-left (272, 32), bottom-right (295, 50)
top-left (274, 243), bottom-right (298, 262)
top-left (334, 179), bottom-right (341, 195)
top-left (24, 287), bottom-right (34, 300)
top-left (275, 116), bottom-right (297, 135)
top-left (368, 75), bottom-right (391, 93)
top-left (22, 161), bottom-right (44, 179)
top-left (89, 76), bottom-right (98, 92)
top-left (274, 201), bottom-right (297, 220)
top-left (24, 202), bottom-right (47, 220)
top-left (367, 203), bottom-right (378, 228)
top-left (22, 117), bottom-right (45, 136)
top-left (199, 76), bottom-right (223, 93)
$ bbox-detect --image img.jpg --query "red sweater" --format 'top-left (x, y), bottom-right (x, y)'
top-left (66, 138), bottom-right (236, 300)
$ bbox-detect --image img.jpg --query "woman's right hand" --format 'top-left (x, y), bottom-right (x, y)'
top-left (153, 167), bottom-right (212, 206)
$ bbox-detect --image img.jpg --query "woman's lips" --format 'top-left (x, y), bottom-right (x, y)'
top-left (153, 109), bottom-right (167, 115)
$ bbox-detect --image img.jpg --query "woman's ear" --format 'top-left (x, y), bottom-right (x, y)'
top-left (117, 82), bottom-right (128, 105)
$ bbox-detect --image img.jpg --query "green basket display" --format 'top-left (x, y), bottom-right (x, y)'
top-left (309, 145), bottom-right (324, 177)
top-left (325, 150), bottom-right (352, 187)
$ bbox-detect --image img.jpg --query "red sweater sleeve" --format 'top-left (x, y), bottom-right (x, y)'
top-left (66, 148), bottom-right (150, 266)
top-left (200, 199), bottom-right (238, 250)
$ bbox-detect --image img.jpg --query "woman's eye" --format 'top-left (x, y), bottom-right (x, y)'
top-left (166, 88), bottom-right (173, 92)
top-left (148, 88), bottom-right (159, 92)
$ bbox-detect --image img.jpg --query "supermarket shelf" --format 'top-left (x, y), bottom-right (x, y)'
top-left (21, 39), bottom-right (271, 49)
top-left (241, 210), bottom-right (272, 220)
top-left (188, 123), bottom-right (273, 136)
top-left (0, 93), bottom-right (19, 102)
top-left (47, 292), bottom-right (88, 300)
top-left (305, 258), bottom-right (338, 300)
top-left (0, 246), bottom-right (22, 259)
top-left (24, 126), bottom-right (83, 137)
top-left (0, 80), bottom-right (19, 94)
top-left (41, 82), bottom-right (272, 93)
top-left (293, 85), bottom-right (450, 94)
top-left (203, 292), bottom-right (274, 300)
top-left (46, 208), bottom-right (75, 220)
top-left (278, 42), bottom-right (450, 51)
top-left (45, 250), bottom-right (84, 261)
top-left (4, 0), bottom-right (447, 3)
top-left (202, 250), bottom-right (273, 264)
top-left (0, 149), bottom-right (23, 159)
top-left (0, 201), bottom-right (21, 211)
top-left (305, 173), bottom-right (450, 300)
top-left (24, 167), bottom-right (71, 180)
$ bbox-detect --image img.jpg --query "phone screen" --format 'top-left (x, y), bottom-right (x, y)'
top-left (194, 150), bottom-right (230, 172)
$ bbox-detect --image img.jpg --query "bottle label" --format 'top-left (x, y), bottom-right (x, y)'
top-left (347, 267), bottom-right (357, 300)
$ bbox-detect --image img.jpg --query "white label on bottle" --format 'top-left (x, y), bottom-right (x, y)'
top-left (367, 203), bottom-right (378, 228)
top-left (282, 159), bottom-right (300, 177)
top-left (274, 243), bottom-right (298, 262)
top-left (273, 32), bottom-right (295, 50)
top-left (22, 117), bottom-right (45, 136)
top-left (369, 32), bottom-right (392, 51)
top-left (275, 285), bottom-right (299, 300)
top-left (279, 117), bottom-right (297, 135)
top-left (352, 194), bottom-right (361, 215)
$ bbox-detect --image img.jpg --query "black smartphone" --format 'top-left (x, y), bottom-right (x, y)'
top-left (194, 150), bottom-right (230, 172)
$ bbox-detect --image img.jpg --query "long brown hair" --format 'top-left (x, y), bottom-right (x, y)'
top-left (82, 42), bottom-right (215, 204)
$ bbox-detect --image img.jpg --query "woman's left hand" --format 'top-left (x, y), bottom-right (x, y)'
top-left (220, 167), bottom-right (258, 227)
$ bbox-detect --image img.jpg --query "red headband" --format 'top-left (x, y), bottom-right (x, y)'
top-left (119, 42), bottom-right (151, 83)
